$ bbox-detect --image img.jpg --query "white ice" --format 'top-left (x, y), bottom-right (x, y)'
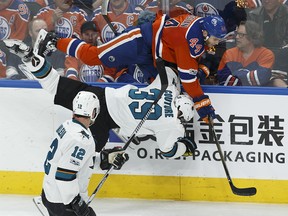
top-left (0, 195), bottom-right (288, 216)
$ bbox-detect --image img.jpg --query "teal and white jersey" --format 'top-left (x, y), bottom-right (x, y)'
top-left (42, 119), bottom-right (96, 205)
top-left (105, 67), bottom-right (185, 153)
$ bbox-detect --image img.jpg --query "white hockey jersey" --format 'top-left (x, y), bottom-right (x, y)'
top-left (34, 62), bottom-right (187, 155)
top-left (105, 67), bottom-right (186, 153)
top-left (42, 119), bottom-right (96, 205)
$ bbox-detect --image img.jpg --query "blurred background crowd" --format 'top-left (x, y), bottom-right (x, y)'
top-left (0, 0), bottom-right (288, 87)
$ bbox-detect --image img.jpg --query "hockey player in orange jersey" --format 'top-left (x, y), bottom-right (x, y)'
top-left (36, 12), bottom-right (227, 123)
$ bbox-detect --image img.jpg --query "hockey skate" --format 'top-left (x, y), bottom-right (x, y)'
top-left (3, 39), bottom-right (33, 62)
top-left (34, 29), bottom-right (58, 57)
top-left (181, 137), bottom-right (197, 157)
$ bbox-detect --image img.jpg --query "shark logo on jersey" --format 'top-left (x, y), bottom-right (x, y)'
top-left (0, 17), bottom-right (11, 40)
top-left (32, 56), bottom-right (41, 67)
top-left (80, 64), bottom-right (104, 82)
top-left (55, 17), bottom-right (73, 38)
top-left (101, 22), bottom-right (126, 43)
top-left (80, 130), bottom-right (90, 139)
top-left (195, 3), bottom-right (218, 17)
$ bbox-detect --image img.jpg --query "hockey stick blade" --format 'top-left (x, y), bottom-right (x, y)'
top-left (209, 117), bottom-right (257, 196)
top-left (229, 183), bottom-right (257, 196)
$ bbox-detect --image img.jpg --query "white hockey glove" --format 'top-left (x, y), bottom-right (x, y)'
top-left (100, 147), bottom-right (129, 170)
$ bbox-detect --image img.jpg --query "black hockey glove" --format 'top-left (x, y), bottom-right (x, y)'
top-left (100, 147), bottom-right (129, 170)
top-left (70, 194), bottom-right (96, 216)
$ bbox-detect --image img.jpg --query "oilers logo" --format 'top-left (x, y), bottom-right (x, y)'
top-left (55, 17), bottom-right (73, 38)
top-left (101, 22), bottom-right (126, 43)
top-left (195, 3), bottom-right (218, 17)
top-left (80, 65), bottom-right (104, 83)
top-left (0, 17), bottom-right (11, 40)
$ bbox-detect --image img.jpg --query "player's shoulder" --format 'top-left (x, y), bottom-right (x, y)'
top-left (70, 5), bottom-right (88, 17)
top-left (60, 120), bottom-right (93, 142)
top-left (36, 5), bottom-right (53, 15)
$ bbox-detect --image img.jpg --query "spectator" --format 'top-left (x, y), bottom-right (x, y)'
top-left (0, 0), bottom-right (30, 40)
top-left (217, 20), bottom-right (274, 86)
top-left (247, 0), bottom-right (288, 87)
top-left (65, 21), bottom-right (105, 82)
top-left (22, 18), bottom-right (65, 75)
top-left (91, 0), bottom-right (141, 43)
top-left (0, 0), bottom-right (31, 79)
top-left (35, 0), bottom-right (87, 39)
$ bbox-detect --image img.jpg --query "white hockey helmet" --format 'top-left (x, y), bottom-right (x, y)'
top-left (174, 95), bottom-right (194, 122)
top-left (73, 91), bottom-right (100, 125)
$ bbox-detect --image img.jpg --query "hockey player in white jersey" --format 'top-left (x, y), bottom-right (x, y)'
top-left (3, 38), bottom-right (197, 159)
top-left (41, 91), bottom-right (129, 216)
top-left (41, 91), bottom-right (98, 216)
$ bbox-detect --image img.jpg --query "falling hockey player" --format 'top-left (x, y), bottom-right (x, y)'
top-left (4, 37), bottom-right (197, 159)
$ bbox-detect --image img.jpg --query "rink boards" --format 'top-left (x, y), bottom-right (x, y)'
top-left (0, 80), bottom-right (288, 203)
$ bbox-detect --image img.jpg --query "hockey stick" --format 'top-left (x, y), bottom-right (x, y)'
top-left (209, 117), bottom-right (257, 196)
top-left (101, 0), bottom-right (118, 37)
top-left (87, 58), bottom-right (168, 205)
top-left (33, 196), bottom-right (49, 216)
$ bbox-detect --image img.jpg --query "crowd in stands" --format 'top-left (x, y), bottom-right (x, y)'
top-left (0, 0), bottom-right (288, 87)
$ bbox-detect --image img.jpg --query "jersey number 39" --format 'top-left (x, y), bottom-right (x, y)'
top-left (128, 88), bottom-right (162, 120)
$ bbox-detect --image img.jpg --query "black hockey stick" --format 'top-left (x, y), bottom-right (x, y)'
top-left (101, 0), bottom-right (118, 37)
top-left (87, 58), bottom-right (168, 205)
top-left (209, 117), bottom-right (257, 196)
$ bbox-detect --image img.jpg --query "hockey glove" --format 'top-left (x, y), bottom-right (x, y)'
top-left (193, 94), bottom-right (216, 124)
top-left (100, 147), bottom-right (129, 170)
top-left (178, 137), bottom-right (197, 157)
top-left (70, 194), bottom-right (96, 216)
top-left (198, 64), bottom-right (210, 84)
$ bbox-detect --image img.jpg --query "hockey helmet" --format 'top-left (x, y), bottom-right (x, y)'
top-left (73, 91), bottom-right (100, 125)
top-left (174, 95), bottom-right (194, 122)
top-left (201, 15), bottom-right (227, 39)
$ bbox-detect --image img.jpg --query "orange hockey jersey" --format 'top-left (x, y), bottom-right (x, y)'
top-left (90, 3), bottom-right (141, 43)
top-left (35, 4), bottom-right (87, 38)
top-left (0, 0), bottom-right (30, 40)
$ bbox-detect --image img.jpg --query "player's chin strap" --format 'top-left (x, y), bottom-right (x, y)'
top-left (87, 58), bottom-right (169, 205)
